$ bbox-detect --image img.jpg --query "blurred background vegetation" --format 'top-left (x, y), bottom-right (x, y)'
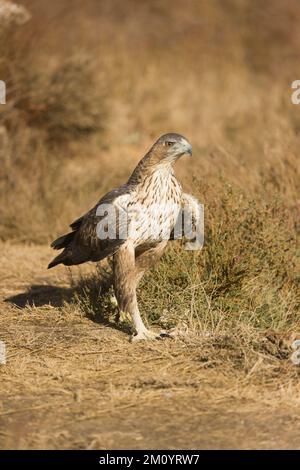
top-left (0, 0), bottom-right (299, 241)
top-left (0, 0), bottom-right (299, 338)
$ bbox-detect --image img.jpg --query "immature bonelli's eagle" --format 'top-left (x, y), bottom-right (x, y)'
top-left (48, 133), bottom-right (203, 341)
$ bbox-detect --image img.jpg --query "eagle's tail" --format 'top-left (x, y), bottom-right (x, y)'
top-left (48, 231), bottom-right (76, 269)
top-left (50, 231), bottom-right (75, 250)
top-left (48, 250), bottom-right (70, 269)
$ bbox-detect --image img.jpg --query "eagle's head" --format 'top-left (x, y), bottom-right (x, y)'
top-left (151, 133), bottom-right (192, 164)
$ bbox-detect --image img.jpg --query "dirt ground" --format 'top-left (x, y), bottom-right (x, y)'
top-left (1, 241), bottom-right (300, 450)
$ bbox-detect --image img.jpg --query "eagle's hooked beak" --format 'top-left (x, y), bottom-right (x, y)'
top-left (186, 144), bottom-right (192, 156)
top-left (183, 142), bottom-right (192, 156)
top-left (177, 137), bottom-right (192, 157)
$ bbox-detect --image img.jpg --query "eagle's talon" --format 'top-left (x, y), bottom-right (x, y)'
top-left (159, 330), bottom-right (174, 339)
top-left (130, 329), bottom-right (164, 342)
top-left (130, 329), bottom-right (174, 342)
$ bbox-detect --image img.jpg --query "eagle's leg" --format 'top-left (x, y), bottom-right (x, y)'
top-left (132, 241), bottom-right (170, 341)
top-left (113, 241), bottom-right (161, 341)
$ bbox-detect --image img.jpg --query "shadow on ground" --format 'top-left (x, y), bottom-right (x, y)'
top-left (4, 275), bottom-right (130, 335)
top-left (5, 284), bottom-right (73, 308)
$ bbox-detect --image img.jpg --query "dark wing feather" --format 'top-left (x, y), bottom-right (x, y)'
top-left (48, 184), bottom-right (131, 269)
top-left (70, 215), bottom-right (85, 231)
top-left (50, 232), bottom-right (75, 250)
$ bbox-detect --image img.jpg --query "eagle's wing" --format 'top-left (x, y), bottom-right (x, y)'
top-left (170, 193), bottom-right (204, 250)
top-left (48, 185), bottom-right (132, 268)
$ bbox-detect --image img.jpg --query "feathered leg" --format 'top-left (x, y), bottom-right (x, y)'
top-left (113, 241), bottom-right (167, 341)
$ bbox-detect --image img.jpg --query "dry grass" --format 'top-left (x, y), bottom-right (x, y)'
top-left (0, 0), bottom-right (300, 449)
top-left (0, 242), bottom-right (299, 450)
top-left (1, 243), bottom-right (300, 449)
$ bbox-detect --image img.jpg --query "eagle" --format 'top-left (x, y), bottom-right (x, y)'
top-left (48, 133), bottom-right (203, 341)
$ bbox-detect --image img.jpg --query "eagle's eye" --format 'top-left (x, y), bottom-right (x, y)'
top-left (165, 141), bottom-right (175, 147)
